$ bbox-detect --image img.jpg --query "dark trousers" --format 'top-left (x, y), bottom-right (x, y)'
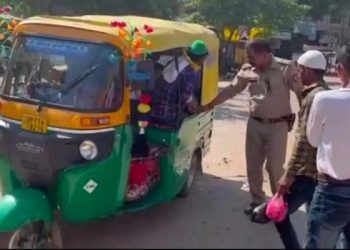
top-left (274, 176), bottom-right (317, 249)
top-left (305, 182), bottom-right (350, 249)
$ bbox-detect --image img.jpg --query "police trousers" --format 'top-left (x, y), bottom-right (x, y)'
top-left (246, 117), bottom-right (288, 203)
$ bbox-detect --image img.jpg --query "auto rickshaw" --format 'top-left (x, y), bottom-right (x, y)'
top-left (0, 15), bottom-right (219, 248)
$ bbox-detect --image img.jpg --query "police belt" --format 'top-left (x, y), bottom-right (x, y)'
top-left (250, 115), bottom-right (292, 124)
top-left (318, 173), bottom-right (350, 186)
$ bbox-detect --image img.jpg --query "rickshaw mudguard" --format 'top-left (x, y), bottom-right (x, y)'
top-left (0, 188), bottom-right (53, 232)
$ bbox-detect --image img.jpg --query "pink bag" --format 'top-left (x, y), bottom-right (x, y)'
top-left (265, 194), bottom-right (288, 222)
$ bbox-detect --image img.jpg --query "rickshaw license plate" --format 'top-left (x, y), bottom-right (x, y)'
top-left (21, 115), bottom-right (48, 134)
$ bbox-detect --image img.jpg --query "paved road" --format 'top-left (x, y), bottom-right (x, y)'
top-left (0, 77), bottom-right (341, 248)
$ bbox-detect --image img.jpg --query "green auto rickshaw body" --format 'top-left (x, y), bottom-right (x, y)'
top-left (0, 15), bottom-right (218, 234)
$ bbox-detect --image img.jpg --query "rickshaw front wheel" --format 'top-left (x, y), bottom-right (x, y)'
top-left (178, 150), bottom-right (201, 198)
top-left (8, 221), bottom-right (62, 249)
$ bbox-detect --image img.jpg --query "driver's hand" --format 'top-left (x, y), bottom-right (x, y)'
top-left (25, 83), bottom-right (35, 98)
top-left (187, 99), bottom-right (199, 114)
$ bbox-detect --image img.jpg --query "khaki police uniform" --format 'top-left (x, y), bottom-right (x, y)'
top-left (230, 58), bottom-right (302, 203)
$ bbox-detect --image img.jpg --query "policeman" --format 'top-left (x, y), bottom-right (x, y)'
top-left (195, 39), bottom-right (302, 214)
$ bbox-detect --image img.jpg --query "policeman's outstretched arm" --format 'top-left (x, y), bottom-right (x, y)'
top-left (196, 74), bottom-right (249, 113)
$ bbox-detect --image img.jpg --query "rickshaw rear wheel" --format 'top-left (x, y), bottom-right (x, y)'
top-left (8, 220), bottom-right (62, 249)
top-left (178, 150), bottom-right (201, 198)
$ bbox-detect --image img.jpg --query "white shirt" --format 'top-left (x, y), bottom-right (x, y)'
top-left (307, 88), bottom-right (350, 180)
top-left (157, 55), bottom-right (190, 83)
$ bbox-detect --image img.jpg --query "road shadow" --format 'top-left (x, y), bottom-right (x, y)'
top-left (0, 173), bottom-right (308, 249)
top-left (214, 102), bottom-right (250, 122)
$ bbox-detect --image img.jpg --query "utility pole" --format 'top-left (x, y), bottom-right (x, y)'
top-left (340, 11), bottom-right (344, 46)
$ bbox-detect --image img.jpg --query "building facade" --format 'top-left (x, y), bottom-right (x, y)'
top-left (316, 11), bottom-right (350, 47)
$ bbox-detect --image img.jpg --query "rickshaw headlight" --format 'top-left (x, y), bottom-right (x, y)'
top-left (79, 140), bottom-right (98, 160)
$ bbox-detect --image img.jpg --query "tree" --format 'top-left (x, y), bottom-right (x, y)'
top-left (299, 0), bottom-right (350, 44)
top-left (0, 0), bottom-right (45, 18)
top-left (183, 0), bottom-right (308, 39)
top-left (299, 0), bottom-right (350, 20)
top-left (0, 0), bottom-right (182, 19)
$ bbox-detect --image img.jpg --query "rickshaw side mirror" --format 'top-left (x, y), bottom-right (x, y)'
top-left (126, 59), bottom-right (155, 92)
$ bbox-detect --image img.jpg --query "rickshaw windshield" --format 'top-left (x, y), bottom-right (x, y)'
top-left (1, 35), bottom-right (124, 112)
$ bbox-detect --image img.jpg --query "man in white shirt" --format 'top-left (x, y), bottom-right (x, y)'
top-left (305, 45), bottom-right (350, 249)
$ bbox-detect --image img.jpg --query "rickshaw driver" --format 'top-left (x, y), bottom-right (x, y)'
top-left (151, 39), bottom-right (209, 126)
top-left (26, 63), bottom-right (68, 102)
top-left (49, 64), bottom-right (67, 86)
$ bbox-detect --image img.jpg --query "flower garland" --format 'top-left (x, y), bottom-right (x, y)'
top-left (110, 20), bottom-right (153, 60)
top-left (110, 20), bottom-right (154, 136)
top-left (0, 5), bottom-right (18, 62)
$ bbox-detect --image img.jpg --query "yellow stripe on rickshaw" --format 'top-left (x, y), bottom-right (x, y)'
top-left (0, 90), bottom-right (130, 131)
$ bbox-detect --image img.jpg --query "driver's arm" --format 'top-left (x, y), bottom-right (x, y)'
top-left (25, 82), bottom-right (35, 98)
top-left (181, 68), bottom-right (200, 107)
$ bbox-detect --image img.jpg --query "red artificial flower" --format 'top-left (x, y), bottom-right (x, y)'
top-left (0, 9), bottom-right (3, 14)
top-left (146, 27), bottom-right (154, 33)
top-left (111, 21), bottom-right (127, 28)
top-left (119, 21), bottom-right (127, 28)
top-left (3, 5), bottom-right (12, 13)
top-left (111, 21), bottom-right (119, 27)
top-left (144, 24), bottom-right (154, 33)
top-left (139, 94), bottom-right (152, 105)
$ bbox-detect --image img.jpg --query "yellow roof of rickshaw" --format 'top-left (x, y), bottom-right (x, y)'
top-left (17, 15), bottom-right (219, 53)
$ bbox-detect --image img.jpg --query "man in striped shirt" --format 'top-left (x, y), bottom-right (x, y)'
top-left (151, 40), bottom-right (208, 126)
top-left (275, 50), bottom-right (330, 249)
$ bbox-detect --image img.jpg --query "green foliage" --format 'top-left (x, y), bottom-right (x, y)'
top-left (2, 0), bottom-right (349, 38)
top-left (0, 18), bottom-right (11, 59)
top-left (0, 0), bottom-right (181, 19)
top-left (183, 0), bottom-right (308, 36)
top-left (256, 0), bottom-right (309, 31)
top-left (0, 14), bottom-right (19, 62)
top-left (299, 0), bottom-right (350, 20)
